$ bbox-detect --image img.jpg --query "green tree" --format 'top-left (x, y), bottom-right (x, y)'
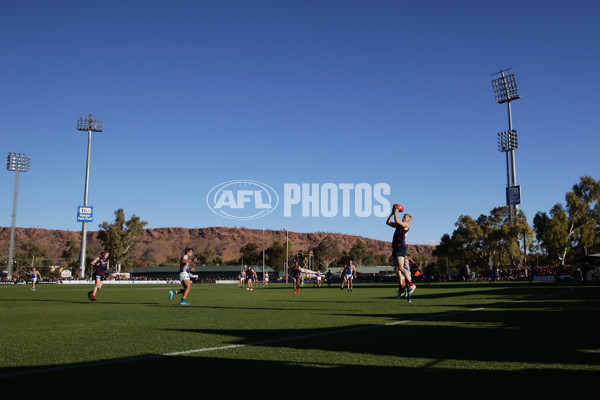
top-left (434, 207), bottom-right (533, 269)
top-left (348, 241), bottom-right (374, 266)
top-left (314, 235), bottom-right (340, 270)
top-left (534, 176), bottom-right (600, 263)
top-left (265, 241), bottom-right (287, 271)
top-left (201, 248), bottom-right (221, 265)
top-left (239, 242), bottom-right (261, 265)
top-left (61, 239), bottom-right (95, 275)
top-left (433, 233), bottom-right (461, 269)
top-left (566, 176), bottom-right (600, 256)
top-left (98, 209), bottom-right (148, 273)
top-left (15, 241), bottom-right (50, 275)
top-left (160, 255), bottom-right (180, 266)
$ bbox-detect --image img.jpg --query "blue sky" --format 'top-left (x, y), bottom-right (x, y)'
top-left (1, 0), bottom-right (598, 245)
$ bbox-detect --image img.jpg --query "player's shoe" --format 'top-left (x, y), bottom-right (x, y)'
top-left (408, 284), bottom-right (416, 295)
top-left (87, 291), bottom-right (93, 300)
top-left (396, 289), bottom-right (405, 298)
top-left (169, 290), bottom-right (175, 301)
top-left (180, 300), bottom-right (191, 305)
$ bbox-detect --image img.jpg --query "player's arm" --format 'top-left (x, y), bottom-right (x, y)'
top-left (387, 209), bottom-right (408, 228)
top-left (386, 212), bottom-right (399, 228)
top-left (393, 210), bottom-right (410, 229)
top-left (90, 257), bottom-right (99, 267)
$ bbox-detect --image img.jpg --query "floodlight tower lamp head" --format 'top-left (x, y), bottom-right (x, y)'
top-left (492, 69), bottom-right (521, 104)
top-left (6, 152), bottom-right (31, 172)
top-left (77, 114), bottom-right (104, 132)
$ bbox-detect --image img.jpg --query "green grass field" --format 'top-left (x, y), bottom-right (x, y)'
top-left (1, 281), bottom-right (599, 398)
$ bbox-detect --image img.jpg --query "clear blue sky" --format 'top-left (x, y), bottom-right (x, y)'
top-left (1, 0), bottom-right (598, 245)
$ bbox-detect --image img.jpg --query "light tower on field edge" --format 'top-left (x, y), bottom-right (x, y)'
top-left (492, 69), bottom-right (521, 223)
top-left (5, 153), bottom-right (31, 280)
top-left (76, 114), bottom-right (103, 278)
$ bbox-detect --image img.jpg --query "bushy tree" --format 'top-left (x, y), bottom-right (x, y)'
top-left (314, 235), bottom-right (340, 270)
top-left (348, 241), bottom-right (374, 266)
top-left (434, 207), bottom-right (533, 269)
top-left (265, 241), bottom-right (287, 271)
top-left (15, 241), bottom-right (51, 275)
top-left (98, 209), bottom-right (148, 273)
top-left (534, 176), bottom-right (600, 263)
top-left (61, 240), bottom-right (95, 275)
top-left (239, 242), bottom-right (261, 265)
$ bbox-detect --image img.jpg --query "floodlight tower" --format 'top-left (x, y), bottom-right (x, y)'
top-left (6, 153), bottom-right (31, 280)
top-left (76, 114), bottom-right (103, 279)
top-left (492, 69), bottom-right (521, 223)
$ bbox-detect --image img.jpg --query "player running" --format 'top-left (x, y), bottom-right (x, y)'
top-left (30, 267), bottom-right (42, 291)
top-left (386, 205), bottom-right (416, 299)
top-left (169, 248), bottom-right (197, 305)
top-left (88, 251), bottom-right (110, 301)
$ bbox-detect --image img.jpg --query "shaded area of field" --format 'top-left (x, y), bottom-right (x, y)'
top-left (1, 282), bottom-right (599, 398)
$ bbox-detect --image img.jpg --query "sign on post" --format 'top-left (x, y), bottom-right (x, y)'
top-left (506, 185), bottom-right (521, 206)
top-left (77, 206), bottom-right (93, 222)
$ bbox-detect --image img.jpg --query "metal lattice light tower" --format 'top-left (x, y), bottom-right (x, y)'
top-left (492, 69), bottom-right (521, 222)
top-left (77, 114), bottom-right (103, 279)
top-left (6, 153), bottom-right (31, 280)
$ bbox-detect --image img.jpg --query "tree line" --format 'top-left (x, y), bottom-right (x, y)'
top-left (434, 176), bottom-right (599, 270)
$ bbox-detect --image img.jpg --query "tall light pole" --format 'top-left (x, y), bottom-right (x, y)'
top-left (6, 153), bottom-right (30, 280)
top-left (492, 69), bottom-right (521, 222)
top-left (77, 114), bottom-right (103, 278)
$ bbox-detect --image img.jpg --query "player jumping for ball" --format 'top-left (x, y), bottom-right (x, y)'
top-left (386, 205), bottom-right (415, 299)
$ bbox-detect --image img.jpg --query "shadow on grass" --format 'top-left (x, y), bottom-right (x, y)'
top-left (2, 284), bottom-right (599, 398)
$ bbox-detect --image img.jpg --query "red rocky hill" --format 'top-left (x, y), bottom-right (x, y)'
top-left (0, 227), bottom-right (435, 265)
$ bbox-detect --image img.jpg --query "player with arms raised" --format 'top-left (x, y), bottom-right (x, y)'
top-left (386, 204), bottom-right (415, 299)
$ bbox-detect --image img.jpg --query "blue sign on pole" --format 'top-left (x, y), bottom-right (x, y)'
top-left (506, 185), bottom-right (521, 206)
top-left (77, 206), bottom-right (93, 222)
